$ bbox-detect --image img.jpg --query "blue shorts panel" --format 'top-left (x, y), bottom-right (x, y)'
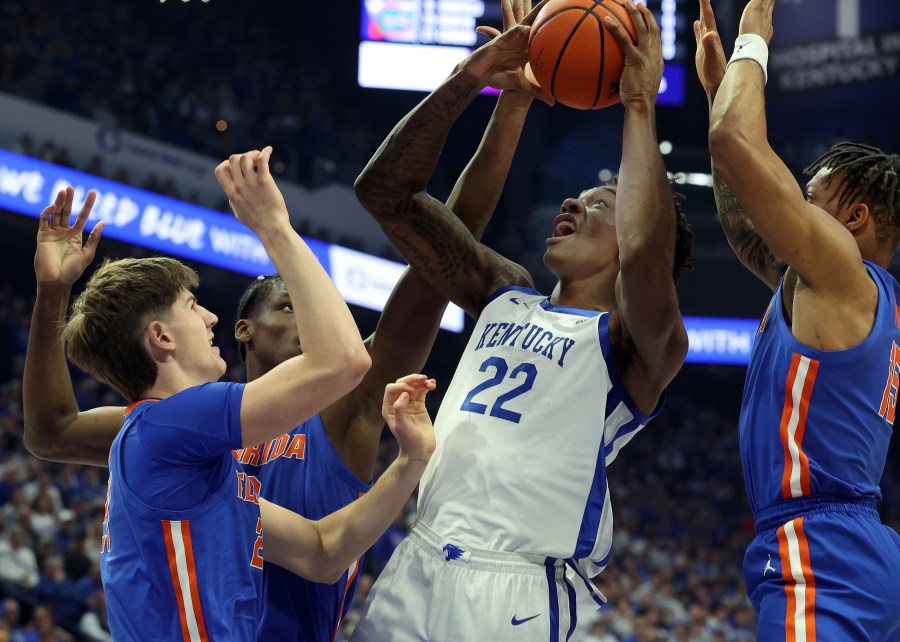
top-left (744, 510), bottom-right (900, 641)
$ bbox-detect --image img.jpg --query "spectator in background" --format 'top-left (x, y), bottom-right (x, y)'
top-left (77, 590), bottom-right (111, 642)
top-left (22, 606), bottom-right (73, 642)
top-left (0, 599), bottom-right (27, 642)
top-left (0, 526), bottom-right (39, 590)
top-left (32, 555), bottom-right (83, 626)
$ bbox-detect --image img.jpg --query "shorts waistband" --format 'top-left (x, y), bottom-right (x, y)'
top-left (410, 521), bottom-right (563, 577)
top-left (753, 494), bottom-right (879, 534)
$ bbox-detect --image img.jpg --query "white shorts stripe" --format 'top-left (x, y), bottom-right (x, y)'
top-left (784, 519), bottom-right (808, 642)
top-left (167, 521), bottom-right (203, 642)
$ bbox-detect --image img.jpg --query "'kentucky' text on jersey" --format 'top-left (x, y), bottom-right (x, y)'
top-left (419, 286), bottom-right (659, 565)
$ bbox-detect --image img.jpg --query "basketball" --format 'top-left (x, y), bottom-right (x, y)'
top-left (528, 0), bottom-right (637, 110)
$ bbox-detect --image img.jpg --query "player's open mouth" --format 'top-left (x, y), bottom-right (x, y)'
top-left (551, 214), bottom-right (577, 237)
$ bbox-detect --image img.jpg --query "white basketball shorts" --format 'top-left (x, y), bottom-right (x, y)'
top-left (350, 521), bottom-right (597, 642)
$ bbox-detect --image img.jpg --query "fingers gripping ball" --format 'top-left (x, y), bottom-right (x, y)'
top-left (528, 0), bottom-right (637, 109)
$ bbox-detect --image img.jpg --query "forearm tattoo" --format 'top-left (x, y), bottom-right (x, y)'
top-left (712, 162), bottom-right (787, 287)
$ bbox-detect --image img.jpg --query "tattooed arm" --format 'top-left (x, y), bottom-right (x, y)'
top-left (694, 0), bottom-right (784, 291)
top-left (354, 9), bottom-right (543, 318)
top-left (712, 159), bottom-right (786, 291)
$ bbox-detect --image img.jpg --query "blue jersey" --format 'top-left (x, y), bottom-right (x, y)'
top-left (234, 413), bottom-right (371, 642)
top-left (101, 382), bottom-right (263, 642)
top-left (740, 262), bottom-right (898, 514)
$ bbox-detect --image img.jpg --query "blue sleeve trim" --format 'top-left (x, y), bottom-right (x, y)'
top-left (597, 313), bottom-right (662, 425)
top-left (486, 284), bottom-right (541, 304)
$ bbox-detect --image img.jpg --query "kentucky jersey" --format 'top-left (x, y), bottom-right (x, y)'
top-left (740, 262), bottom-right (898, 512)
top-left (234, 413), bottom-right (371, 641)
top-left (101, 382), bottom-right (262, 642)
top-left (418, 286), bottom-right (660, 567)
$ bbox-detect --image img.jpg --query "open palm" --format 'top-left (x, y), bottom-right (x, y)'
top-left (35, 187), bottom-right (104, 286)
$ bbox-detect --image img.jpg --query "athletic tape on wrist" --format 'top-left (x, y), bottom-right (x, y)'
top-left (727, 33), bottom-right (769, 84)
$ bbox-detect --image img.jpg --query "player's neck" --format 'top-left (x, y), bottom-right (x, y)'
top-left (143, 365), bottom-right (209, 399)
top-left (551, 276), bottom-right (617, 312)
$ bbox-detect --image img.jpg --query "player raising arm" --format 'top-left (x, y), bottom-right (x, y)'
top-left (23, 77), bottom-right (535, 638)
top-left (351, 1), bottom-right (694, 639)
top-left (702, 0), bottom-right (900, 638)
top-left (20, 150), bottom-right (438, 641)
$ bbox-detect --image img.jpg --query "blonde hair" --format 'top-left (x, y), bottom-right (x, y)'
top-left (61, 257), bottom-right (199, 402)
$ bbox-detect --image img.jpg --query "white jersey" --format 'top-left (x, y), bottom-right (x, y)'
top-left (418, 286), bottom-right (659, 568)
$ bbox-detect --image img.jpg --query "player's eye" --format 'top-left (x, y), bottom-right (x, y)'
top-left (280, 303), bottom-right (294, 312)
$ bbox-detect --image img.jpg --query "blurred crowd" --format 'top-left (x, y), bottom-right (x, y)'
top-left (1, 2), bottom-right (899, 639)
top-left (0, 1), bottom-right (381, 190)
top-left (1, 274), bottom-right (896, 642)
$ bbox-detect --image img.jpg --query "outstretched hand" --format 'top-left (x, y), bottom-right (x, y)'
top-left (464, 0), bottom-right (553, 104)
top-left (214, 146), bottom-right (291, 237)
top-left (604, 0), bottom-right (664, 108)
top-left (738, 0), bottom-right (775, 43)
top-left (35, 187), bottom-right (104, 287)
top-left (693, 0), bottom-right (727, 99)
top-left (382, 374), bottom-right (437, 464)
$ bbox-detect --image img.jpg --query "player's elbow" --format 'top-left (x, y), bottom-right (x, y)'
top-left (22, 430), bottom-right (50, 460)
top-left (343, 346), bottom-right (372, 391)
top-left (708, 118), bottom-right (751, 172)
top-left (22, 422), bottom-right (60, 461)
top-left (354, 168), bottom-right (406, 222)
top-left (311, 563), bottom-right (345, 585)
top-left (290, 557), bottom-right (343, 585)
top-left (320, 346), bottom-right (372, 400)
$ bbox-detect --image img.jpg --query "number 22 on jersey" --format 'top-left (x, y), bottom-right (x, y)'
top-left (460, 357), bottom-right (537, 424)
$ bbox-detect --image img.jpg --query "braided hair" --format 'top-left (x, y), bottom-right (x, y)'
top-left (235, 274), bottom-right (283, 362)
top-left (805, 142), bottom-right (900, 247)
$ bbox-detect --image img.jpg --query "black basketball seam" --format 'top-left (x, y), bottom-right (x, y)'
top-left (582, 4), bottom-right (606, 108)
top-left (597, 0), bottom-right (638, 45)
top-left (531, 6), bottom-right (596, 37)
top-left (548, 2), bottom-right (604, 105)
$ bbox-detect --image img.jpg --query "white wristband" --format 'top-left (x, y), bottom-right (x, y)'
top-left (728, 33), bottom-right (769, 84)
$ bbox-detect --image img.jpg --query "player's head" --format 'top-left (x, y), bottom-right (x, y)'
top-left (61, 257), bottom-right (223, 402)
top-left (544, 180), bottom-right (694, 283)
top-left (804, 143), bottom-right (900, 252)
top-left (235, 274), bottom-right (302, 374)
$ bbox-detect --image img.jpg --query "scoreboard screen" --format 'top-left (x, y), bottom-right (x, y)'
top-left (358, 0), bottom-right (689, 105)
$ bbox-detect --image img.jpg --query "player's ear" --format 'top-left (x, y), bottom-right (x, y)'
top-left (235, 319), bottom-right (252, 345)
top-left (146, 320), bottom-right (174, 354)
top-left (845, 203), bottom-right (869, 234)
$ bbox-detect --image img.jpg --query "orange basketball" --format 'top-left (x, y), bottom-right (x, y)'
top-left (528, 0), bottom-right (637, 110)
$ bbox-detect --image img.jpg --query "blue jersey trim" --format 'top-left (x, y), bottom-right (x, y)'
top-left (545, 559), bottom-right (560, 642)
top-left (486, 284), bottom-right (541, 304)
top-left (770, 262), bottom-right (890, 364)
top-left (573, 449), bottom-right (607, 557)
top-left (539, 298), bottom-right (603, 318)
top-left (564, 573), bottom-right (577, 640)
top-left (597, 313), bottom-right (662, 425)
top-left (565, 559), bottom-right (607, 608)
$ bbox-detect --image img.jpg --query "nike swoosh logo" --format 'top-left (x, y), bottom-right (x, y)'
top-left (511, 614), bottom-right (541, 626)
top-left (509, 297), bottom-right (521, 304)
